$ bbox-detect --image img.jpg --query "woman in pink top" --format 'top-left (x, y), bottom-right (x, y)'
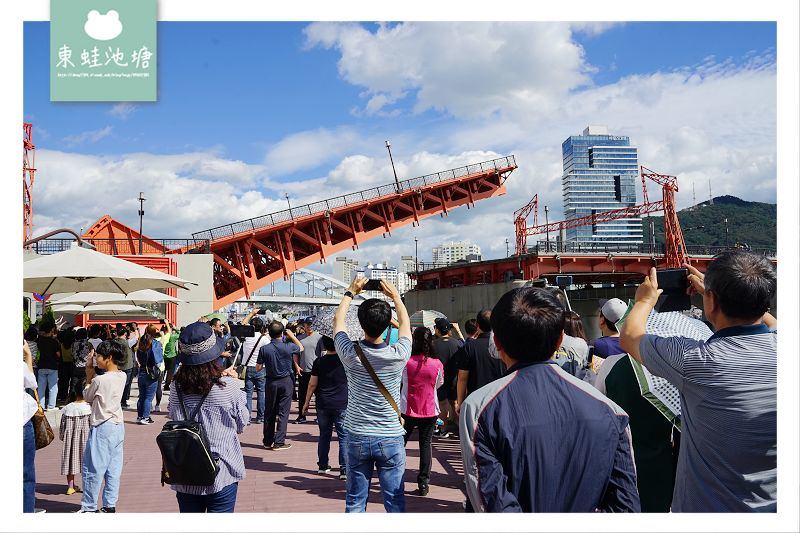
top-left (400, 327), bottom-right (444, 496)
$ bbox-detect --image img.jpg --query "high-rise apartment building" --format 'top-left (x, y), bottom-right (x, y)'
top-left (333, 257), bottom-right (359, 285)
top-left (562, 125), bottom-right (642, 246)
top-left (398, 255), bottom-right (415, 293)
top-left (432, 240), bottom-right (482, 266)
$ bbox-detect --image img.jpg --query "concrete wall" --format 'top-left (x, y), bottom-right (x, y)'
top-left (404, 280), bottom-right (529, 329)
top-left (172, 254), bottom-right (215, 326)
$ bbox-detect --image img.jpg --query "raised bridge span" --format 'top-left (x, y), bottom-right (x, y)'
top-left (79, 156), bottom-right (518, 309)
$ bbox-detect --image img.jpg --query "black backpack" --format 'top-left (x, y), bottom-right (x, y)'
top-left (156, 385), bottom-right (220, 486)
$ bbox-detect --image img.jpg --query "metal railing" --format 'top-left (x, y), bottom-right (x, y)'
top-left (28, 238), bottom-right (211, 256)
top-left (526, 241), bottom-right (775, 258)
top-left (191, 155), bottom-right (517, 242)
top-left (411, 242), bottom-right (776, 274)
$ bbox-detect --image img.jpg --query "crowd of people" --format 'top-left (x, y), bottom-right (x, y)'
top-left (22, 249), bottom-right (777, 514)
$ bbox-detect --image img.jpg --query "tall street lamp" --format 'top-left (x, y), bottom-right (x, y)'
top-left (544, 205), bottom-right (550, 252)
top-left (386, 140), bottom-right (401, 193)
top-left (285, 192), bottom-right (292, 219)
top-left (505, 238), bottom-right (509, 258)
top-left (137, 192), bottom-right (146, 255)
top-left (414, 237), bottom-right (419, 272)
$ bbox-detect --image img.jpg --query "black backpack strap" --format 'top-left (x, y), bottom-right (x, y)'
top-left (174, 383), bottom-right (211, 422)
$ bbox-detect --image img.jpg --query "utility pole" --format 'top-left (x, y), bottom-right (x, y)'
top-left (505, 238), bottom-right (509, 258)
top-left (137, 192), bottom-right (146, 254)
top-left (386, 140), bottom-right (401, 193)
top-left (708, 179), bottom-right (713, 205)
top-left (544, 205), bottom-right (550, 252)
top-left (692, 181), bottom-right (697, 207)
top-left (414, 237), bottom-right (419, 272)
top-left (285, 192), bottom-right (292, 219)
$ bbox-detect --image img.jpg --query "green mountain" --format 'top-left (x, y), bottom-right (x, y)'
top-left (641, 195), bottom-right (776, 250)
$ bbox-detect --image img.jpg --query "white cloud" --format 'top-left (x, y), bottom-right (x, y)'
top-left (108, 103), bottom-right (136, 119)
top-left (31, 149), bottom-right (273, 239)
top-left (263, 126), bottom-right (373, 177)
top-left (62, 126), bottom-right (113, 146)
top-left (304, 22), bottom-right (594, 118)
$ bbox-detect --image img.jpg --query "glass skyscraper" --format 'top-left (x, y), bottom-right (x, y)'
top-left (561, 125), bottom-right (642, 246)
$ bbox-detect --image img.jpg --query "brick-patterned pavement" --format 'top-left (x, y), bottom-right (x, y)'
top-left (33, 381), bottom-right (466, 513)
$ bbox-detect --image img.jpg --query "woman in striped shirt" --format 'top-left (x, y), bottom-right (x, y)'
top-left (169, 322), bottom-right (248, 513)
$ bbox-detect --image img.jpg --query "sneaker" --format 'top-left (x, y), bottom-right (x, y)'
top-left (66, 486), bottom-right (77, 495)
top-left (293, 416), bottom-right (307, 424)
top-left (271, 443), bottom-right (292, 451)
top-left (317, 465), bottom-right (331, 474)
top-left (121, 402), bottom-right (129, 409)
top-left (137, 417), bottom-right (154, 425)
top-left (417, 485), bottom-right (429, 496)
top-left (75, 509), bottom-right (96, 513)
top-left (34, 508), bottom-right (47, 513)
top-left (46, 407), bottom-right (60, 411)
top-left (100, 507), bottom-right (115, 513)
top-left (251, 418), bottom-right (263, 424)
top-left (339, 470), bottom-right (347, 481)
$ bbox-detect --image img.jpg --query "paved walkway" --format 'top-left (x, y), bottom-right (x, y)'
top-left (33, 381), bottom-right (466, 513)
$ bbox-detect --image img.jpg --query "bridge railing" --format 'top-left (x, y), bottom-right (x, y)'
top-left (526, 241), bottom-right (775, 258)
top-left (411, 242), bottom-right (776, 273)
top-left (191, 155), bottom-right (517, 242)
top-left (28, 238), bottom-right (211, 255)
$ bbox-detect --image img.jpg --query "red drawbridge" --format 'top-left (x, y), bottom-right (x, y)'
top-left (83, 156), bottom-right (517, 308)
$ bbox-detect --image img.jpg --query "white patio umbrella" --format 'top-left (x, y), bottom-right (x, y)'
top-left (50, 289), bottom-right (183, 307)
top-left (23, 245), bottom-right (196, 295)
top-left (52, 303), bottom-right (152, 316)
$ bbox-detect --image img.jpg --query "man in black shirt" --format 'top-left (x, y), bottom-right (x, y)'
top-left (455, 310), bottom-right (505, 416)
top-left (431, 318), bottom-right (463, 437)
top-left (36, 324), bottom-right (61, 410)
top-left (303, 335), bottom-right (348, 479)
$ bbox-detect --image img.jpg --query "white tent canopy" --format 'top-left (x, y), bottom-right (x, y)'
top-left (52, 304), bottom-right (151, 316)
top-left (50, 289), bottom-right (183, 307)
top-left (24, 245), bottom-right (196, 295)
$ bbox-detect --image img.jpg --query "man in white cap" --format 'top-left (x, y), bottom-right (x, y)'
top-left (592, 298), bottom-right (627, 359)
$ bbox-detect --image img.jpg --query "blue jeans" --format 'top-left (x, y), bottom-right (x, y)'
top-left (176, 482), bottom-right (238, 513)
top-left (243, 367), bottom-right (266, 421)
top-left (345, 434), bottom-right (406, 513)
top-left (81, 420), bottom-right (124, 511)
top-left (317, 408), bottom-right (346, 470)
top-left (37, 368), bottom-right (58, 409)
top-left (137, 372), bottom-right (158, 419)
top-left (23, 420), bottom-right (35, 513)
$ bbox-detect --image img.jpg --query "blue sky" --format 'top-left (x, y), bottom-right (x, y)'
top-left (24, 21), bottom-right (777, 265)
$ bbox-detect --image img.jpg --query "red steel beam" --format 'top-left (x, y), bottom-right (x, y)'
top-left (201, 164), bottom-right (514, 308)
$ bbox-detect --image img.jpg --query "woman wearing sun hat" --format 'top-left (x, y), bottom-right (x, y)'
top-left (168, 322), bottom-right (249, 513)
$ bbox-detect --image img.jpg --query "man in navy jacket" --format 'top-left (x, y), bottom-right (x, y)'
top-left (459, 287), bottom-right (640, 512)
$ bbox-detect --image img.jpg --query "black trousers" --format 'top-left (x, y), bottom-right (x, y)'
top-left (163, 357), bottom-right (177, 390)
top-left (121, 367), bottom-right (135, 404)
top-left (297, 371), bottom-right (312, 416)
top-left (403, 415), bottom-right (438, 487)
top-left (263, 376), bottom-right (293, 447)
top-left (57, 362), bottom-right (73, 402)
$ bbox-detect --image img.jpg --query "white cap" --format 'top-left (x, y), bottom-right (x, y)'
top-left (600, 298), bottom-right (627, 323)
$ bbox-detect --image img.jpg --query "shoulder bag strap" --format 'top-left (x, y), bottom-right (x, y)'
top-left (353, 343), bottom-right (402, 421)
top-left (243, 334), bottom-right (265, 367)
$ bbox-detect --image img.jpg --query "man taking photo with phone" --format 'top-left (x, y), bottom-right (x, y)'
top-left (620, 251), bottom-right (777, 512)
top-left (333, 278), bottom-right (411, 513)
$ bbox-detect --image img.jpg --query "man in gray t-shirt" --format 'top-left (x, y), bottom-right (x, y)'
top-left (295, 319), bottom-right (322, 423)
top-left (621, 254), bottom-right (777, 512)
